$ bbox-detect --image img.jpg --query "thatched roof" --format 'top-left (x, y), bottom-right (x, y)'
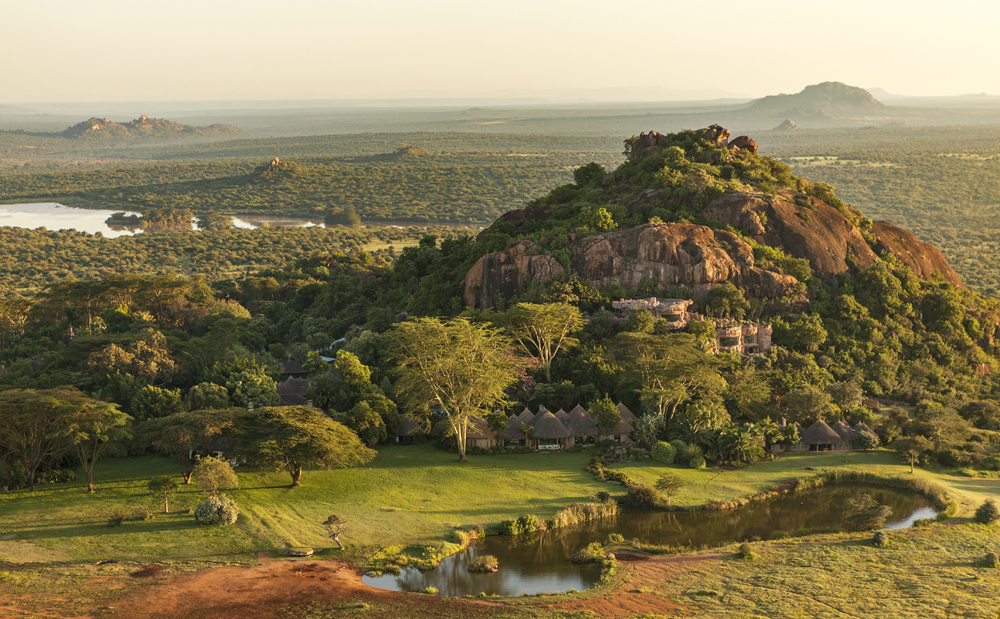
top-left (831, 420), bottom-right (855, 441)
top-left (517, 408), bottom-right (536, 425)
top-left (398, 417), bottom-right (421, 437)
top-left (501, 415), bottom-right (525, 440)
top-left (616, 402), bottom-right (637, 423)
top-left (569, 404), bottom-right (587, 416)
top-left (853, 421), bottom-right (876, 436)
top-left (277, 376), bottom-right (310, 406)
top-left (794, 422), bottom-right (806, 434)
top-left (466, 417), bottom-right (496, 440)
top-left (555, 409), bottom-right (570, 422)
top-left (532, 411), bottom-right (571, 440)
top-left (802, 420), bottom-right (841, 445)
top-left (567, 410), bottom-right (598, 437)
top-left (604, 418), bottom-right (634, 437)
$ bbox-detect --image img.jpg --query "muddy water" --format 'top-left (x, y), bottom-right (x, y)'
top-left (363, 485), bottom-right (935, 597)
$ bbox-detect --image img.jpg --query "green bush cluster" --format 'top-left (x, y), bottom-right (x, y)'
top-left (499, 514), bottom-right (542, 536)
top-left (193, 495), bottom-right (239, 525)
top-left (651, 441), bottom-right (676, 464)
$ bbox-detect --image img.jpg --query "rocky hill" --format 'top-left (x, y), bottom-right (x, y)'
top-left (746, 82), bottom-right (884, 121)
top-left (464, 125), bottom-right (959, 308)
top-left (60, 115), bottom-right (241, 139)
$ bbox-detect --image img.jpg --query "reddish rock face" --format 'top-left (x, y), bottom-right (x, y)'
top-left (728, 135), bottom-right (759, 154)
top-left (703, 190), bottom-right (881, 276)
top-left (463, 223), bottom-right (799, 308)
top-left (870, 221), bottom-right (962, 287)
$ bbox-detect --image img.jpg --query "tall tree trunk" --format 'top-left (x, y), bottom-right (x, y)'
top-left (290, 465), bottom-right (303, 487)
top-left (163, 493), bottom-right (170, 513)
top-left (910, 460), bottom-right (915, 474)
top-left (333, 533), bottom-right (344, 550)
top-left (182, 469), bottom-right (193, 484)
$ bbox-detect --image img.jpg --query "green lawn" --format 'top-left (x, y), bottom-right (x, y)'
top-left (2, 446), bottom-right (998, 566)
top-left (0, 444), bottom-right (609, 563)
top-left (611, 450), bottom-right (1000, 514)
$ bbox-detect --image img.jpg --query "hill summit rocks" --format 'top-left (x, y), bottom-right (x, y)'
top-left (464, 125), bottom-right (962, 308)
top-left (59, 116), bottom-right (241, 139)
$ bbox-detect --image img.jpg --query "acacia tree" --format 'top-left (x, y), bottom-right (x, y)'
top-left (655, 473), bottom-right (684, 506)
top-left (324, 514), bottom-right (348, 550)
top-left (0, 389), bottom-right (82, 489)
top-left (192, 457), bottom-right (240, 496)
top-left (502, 303), bottom-right (584, 382)
top-left (149, 476), bottom-right (180, 513)
top-left (388, 317), bottom-right (522, 461)
top-left (132, 409), bottom-right (237, 483)
top-left (618, 333), bottom-right (725, 423)
top-left (894, 435), bottom-right (933, 473)
top-left (68, 402), bottom-right (133, 492)
top-left (234, 406), bottom-right (375, 487)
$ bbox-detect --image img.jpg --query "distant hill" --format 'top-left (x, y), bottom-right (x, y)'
top-left (747, 82), bottom-right (883, 118)
top-left (59, 115), bottom-right (242, 139)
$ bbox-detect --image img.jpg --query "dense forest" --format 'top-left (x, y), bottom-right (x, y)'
top-left (4, 127), bottom-right (1000, 490)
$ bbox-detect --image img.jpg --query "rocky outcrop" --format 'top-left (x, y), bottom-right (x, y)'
top-left (702, 190), bottom-right (880, 276)
top-left (464, 223), bottom-right (799, 308)
top-left (871, 221), bottom-right (962, 287)
top-left (773, 119), bottom-right (799, 131)
top-left (463, 241), bottom-right (565, 307)
top-left (628, 131), bottom-right (670, 160)
top-left (728, 136), bottom-right (758, 154)
top-left (703, 125), bottom-right (730, 147)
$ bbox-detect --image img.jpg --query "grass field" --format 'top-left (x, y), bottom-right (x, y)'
top-left (2, 445), bottom-right (999, 568)
top-left (611, 450), bottom-right (1000, 514)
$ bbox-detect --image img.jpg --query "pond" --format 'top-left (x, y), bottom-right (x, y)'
top-left (0, 202), bottom-right (323, 236)
top-left (362, 485), bottom-right (936, 597)
top-left (0, 203), bottom-right (484, 236)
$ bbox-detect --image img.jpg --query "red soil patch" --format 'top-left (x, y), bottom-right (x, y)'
top-left (105, 558), bottom-right (503, 619)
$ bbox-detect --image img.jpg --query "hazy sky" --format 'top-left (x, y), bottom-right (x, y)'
top-left (4, 0), bottom-right (999, 102)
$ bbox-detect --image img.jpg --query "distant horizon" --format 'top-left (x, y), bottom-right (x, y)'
top-left (4, 1), bottom-right (999, 103)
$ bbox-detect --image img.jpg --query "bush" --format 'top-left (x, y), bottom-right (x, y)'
top-left (855, 431), bottom-right (879, 450)
top-left (912, 518), bottom-right (934, 528)
top-left (107, 509), bottom-right (127, 527)
top-left (422, 587), bottom-right (438, 594)
top-left (872, 531), bottom-right (890, 548)
top-left (985, 552), bottom-right (1000, 568)
top-left (620, 481), bottom-right (662, 508)
top-left (651, 441), bottom-right (676, 464)
top-left (736, 543), bottom-right (756, 560)
top-left (769, 531), bottom-right (791, 540)
top-left (129, 505), bottom-right (154, 522)
top-left (935, 511), bottom-right (951, 522)
top-left (468, 555), bottom-right (499, 572)
top-left (607, 533), bottom-right (625, 544)
top-left (975, 499), bottom-right (1000, 524)
top-left (689, 456), bottom-right (706, 469)
top-left (193, 495), bottom-right (239, 525)
top-left (499, 514), bottom-right (543, 536)
top-left (572, 542), bottom-right (605, 564)
top-left (669, 439), bottom-right (688, 459)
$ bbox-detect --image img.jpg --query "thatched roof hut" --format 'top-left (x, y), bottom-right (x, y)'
top-left (517, 407), bottom-right (536, 425)
top-left (616, 402), bottom-right (637, 423)
top-left (567, 410), bottom-right (598, 437)
top-left (555, 409), bottom-right (570, 422)
top-left (532, 412), bottom-right (571, 440)
top-left (604, 418), bottom-right (634, 438)
top-left (831, 420), bottom-right (856, 442)
top-left (802, 420), bottom-right (841, 445)
top-left (501, 415), bottom-right (526, 441)
top-left (466, 417), bottom-right (496, 440)
top-left (853, 421), bottom-right (876, 436)
top-left (569, 404), bottom-right (587, 416)
top-left (794, 422), bottom-right (806, 436)
top-left (277, 376), bottom-right (310, 406)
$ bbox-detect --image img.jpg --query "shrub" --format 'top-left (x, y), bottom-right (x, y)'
top-left (595, 490), bottom-right (612, 502)
top-left (468, 555), bottom-right (499, 572)
top-left (551, 499), bottom-right (619, 529)
top-left (607, 533), bottom-right (625, 544)
top-left (935, 511), bottom-right (950, 522)
top-left (651, 441), bottom-right (676, 464)
top-left (669, 439), bottom-right (687, 458)
top-left (107, 509), bottom-right (127, 527)
top-left (193, 495), bottom-right (239, 525)
top-left (985, 552), bottom-right (1000, 568)
top-left (736, 543), bottom-right (756, 560)
top-left (689, 456), bottom-right (706, 469)
top-left (129, 505), bottom-right (154, 522)
top-left (872, 531), bottom-right (890, 547)
top-left (572, 542), bottom-right (605, 564)
top-left (621, 481), bottom-right (662, 508)
top-left (975, 499), bottom-right (1000, 524)
top-left (769, 531), bottom-right (791, 540)
top-left (517, 514), bottom-right (542, 533)
top-left (855, 431), bottom-right (879, 450)
top-left (912, 518), bottom-right (934, 528)
top-left (422, 587), bottom-right (438, 594)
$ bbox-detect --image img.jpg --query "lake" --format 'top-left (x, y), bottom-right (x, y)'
top-left (363, 485), bottom-right (936, 597)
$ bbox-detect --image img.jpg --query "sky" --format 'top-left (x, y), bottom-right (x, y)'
top-left (4, 0), bottom-right (1000, 103)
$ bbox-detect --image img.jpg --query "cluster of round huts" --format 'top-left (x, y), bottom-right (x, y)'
top-left (466, 403), bottom-right (637, 451)
top-left (778, 419), bottom-right (878, 452)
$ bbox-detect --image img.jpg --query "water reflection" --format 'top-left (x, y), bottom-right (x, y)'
top-left (363, 485), bottom-right (934, 597)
